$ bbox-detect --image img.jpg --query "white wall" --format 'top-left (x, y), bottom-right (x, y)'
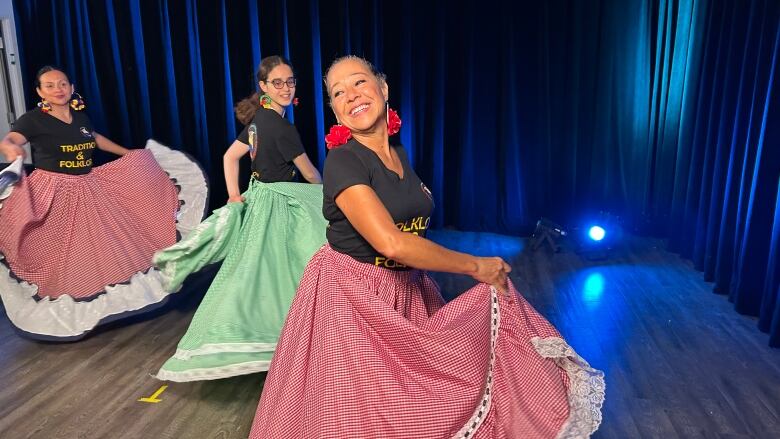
top-left (0, 0), bottom-right (29, 163)
top-left (0, 0), bottom-right (12, 17)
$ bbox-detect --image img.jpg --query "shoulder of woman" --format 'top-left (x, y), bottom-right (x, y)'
top-left (253, 108), bottom-right (282, 126)
top-left (325, 142), bottom-right (368, 167)
top-left (325, 143), bottom-right (358, 161)
top-left (16, 109), bottom-right (41, 121)
top-left (11, 110), bottom-right (44, 132)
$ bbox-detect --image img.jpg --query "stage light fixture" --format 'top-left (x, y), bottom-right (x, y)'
top-left (529, 218), bottom-right (567, 252)
top-left (574, 212), bottom-right (623, 261)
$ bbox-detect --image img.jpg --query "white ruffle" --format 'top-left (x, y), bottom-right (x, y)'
top-left (171, 342), bottom-right (278, 361)
top-left (0, 157), bottom-right (23, 208)
top-left (154, 360), bottom-right (273, 382)
top-left (152, 342), bottom-right (277, 381)
top-left (532, 337), bottom-right (606, 438)
top-left (0, 261), bottom-right (172, 339)
top-left (0, 140), bottom-right (208, 340)
top-left (145, 139), bottom-right (209, 238)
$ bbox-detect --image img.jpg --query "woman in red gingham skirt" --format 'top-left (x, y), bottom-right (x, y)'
top-left (249, 56), bottom-right (604, 438)
top-left (0, 66), bottom-right (207, 341)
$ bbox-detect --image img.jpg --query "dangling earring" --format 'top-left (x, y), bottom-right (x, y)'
top-left (70, 92), bottom-right (86, 111)
top-left (385, 101), bottom-right (390, 126)
top-left (325, 121), bottom-right (352, 149)
top-left (259, 94), bottom-right (273, 109)
top-left (37, 99), bottom-right (52, 113)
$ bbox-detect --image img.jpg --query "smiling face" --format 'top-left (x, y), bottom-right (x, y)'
top-left (36, 69), bottom-right (73, 106)
top-left (259, 63), bottom-right (296, 108)
top-left (326, 58), bottom-right (389, 135)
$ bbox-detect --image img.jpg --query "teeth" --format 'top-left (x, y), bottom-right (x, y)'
top-left (351, 104), bottom-right (368, 115)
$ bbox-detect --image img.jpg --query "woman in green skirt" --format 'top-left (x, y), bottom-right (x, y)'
top-left (153, 55), bottom-right (326, 381)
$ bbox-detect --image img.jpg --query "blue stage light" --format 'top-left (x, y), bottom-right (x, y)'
top-left (588, 226), bottom-right (606, 241)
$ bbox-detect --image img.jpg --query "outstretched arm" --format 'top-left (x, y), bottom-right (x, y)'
top-left (292, 153), bottom-right (322, 183)
top-left (224, 139), bottom-right (250, 202)
top-left (94, 132), bottom-right (129, 156)
top-left (0, 132), bottom-right (27, 161)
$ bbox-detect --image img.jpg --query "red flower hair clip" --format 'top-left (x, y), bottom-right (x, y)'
top-left (325, 124), bottom-right (352, 149)
top-left (387, 107), bottom-right (401, 136)
top-left (325, 107), bottom-right (402, 149)
top-left (293, 97), bottom-right (299, 107)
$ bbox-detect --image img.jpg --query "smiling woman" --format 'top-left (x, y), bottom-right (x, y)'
top-left (0, 66), bottom-right (208, 341)
top-left (248, 55), bottom-right (605, 439)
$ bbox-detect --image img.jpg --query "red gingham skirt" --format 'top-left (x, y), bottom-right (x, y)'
top-left (0, 149), bottom-right (179, 299)
top-left (250, 245), bottom-right (604, 438)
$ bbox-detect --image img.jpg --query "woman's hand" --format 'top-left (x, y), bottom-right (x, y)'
top-left (472, 257), bottom-right (512, 295)
top-left (1, 143), bottom-right (25, 161)
top-left (227, 195), bottom-right (245, 203)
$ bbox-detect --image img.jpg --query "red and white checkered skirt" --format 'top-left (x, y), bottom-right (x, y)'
top-left (250, 245), bottom-right (604, 438)
top-left (0, 149), bottom-right (179, 299)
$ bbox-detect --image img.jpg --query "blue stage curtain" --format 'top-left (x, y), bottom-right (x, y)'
top-left (11, 0), bottom-right (780, 346)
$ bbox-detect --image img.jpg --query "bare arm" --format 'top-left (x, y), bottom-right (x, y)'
top-left (335, 185), bottom-right (511, 292)
top-left (292, 153), bottom-right (322, 183)
top-left (94, 132), bottom-right (129, 156)
top-left (224, 139), bottom-right (250, 202)
top-left (0, 132), bottom-right (27, 161)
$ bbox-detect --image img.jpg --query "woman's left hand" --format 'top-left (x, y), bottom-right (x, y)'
top-left (472, 257), bottom-right (512, 295)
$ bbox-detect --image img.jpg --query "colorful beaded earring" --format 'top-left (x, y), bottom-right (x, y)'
top-left (70, 92), bottom-right (86, 111)
top-left (37, 99), bottom-right (52, 113)
top-left (259, 94), bottom-right (273, 109)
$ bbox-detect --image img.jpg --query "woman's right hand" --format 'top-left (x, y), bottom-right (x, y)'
top-left (472, 257), bottom-right (512, 295)
top-left (1, 143), bottom-right (25, 161)
top-left (227, 195), bottom-right (245, 203)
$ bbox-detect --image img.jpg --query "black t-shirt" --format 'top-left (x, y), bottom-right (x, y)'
top-left (323, 139), bottom-right (434, 269)
top-left (11, 109), bottom-right (97, 175)
top-left (237, 108), bottom-right (305, 183)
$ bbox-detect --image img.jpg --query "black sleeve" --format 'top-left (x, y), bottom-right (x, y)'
top-left (236, 109), bottom-right (259, 145)
top-left (236, 123), bottom-right (250, 145)
top-left (277, 125), bottom-right (305, 162)
top-left (10, 113), bottom-right (38, 140)
top-left (323, 148), bottom-right (371, 199)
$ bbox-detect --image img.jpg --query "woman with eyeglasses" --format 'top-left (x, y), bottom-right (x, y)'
top-left (153, 55), bottom-right (327, 382)
top-left (0, 66), bottom-right (208, 341)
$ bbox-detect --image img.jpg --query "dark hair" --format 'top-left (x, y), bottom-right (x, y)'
top-left (256, 55), bottom-right (293, 83)
top-left (234, 92), bottom-right (261, 126)
top-left (323, 55), bottom-right (386, 103)
top-left (234, 56), bottom-right (294, 125)
top-left (35, 65), bottom-right (69, 88)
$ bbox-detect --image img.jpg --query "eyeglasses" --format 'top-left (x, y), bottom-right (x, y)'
top-left (265, 77), bottom-right (297, 89)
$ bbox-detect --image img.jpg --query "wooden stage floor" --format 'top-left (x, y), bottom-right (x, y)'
top-left (1, 231), bottom-right (779, 438)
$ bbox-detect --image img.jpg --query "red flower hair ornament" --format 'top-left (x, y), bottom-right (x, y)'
top-left (325, 107), bottom-right (402, 149)
top-left (325, 124), bottom-right (352, 149)
top-left (386, 107), bottom-right (401, 136)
